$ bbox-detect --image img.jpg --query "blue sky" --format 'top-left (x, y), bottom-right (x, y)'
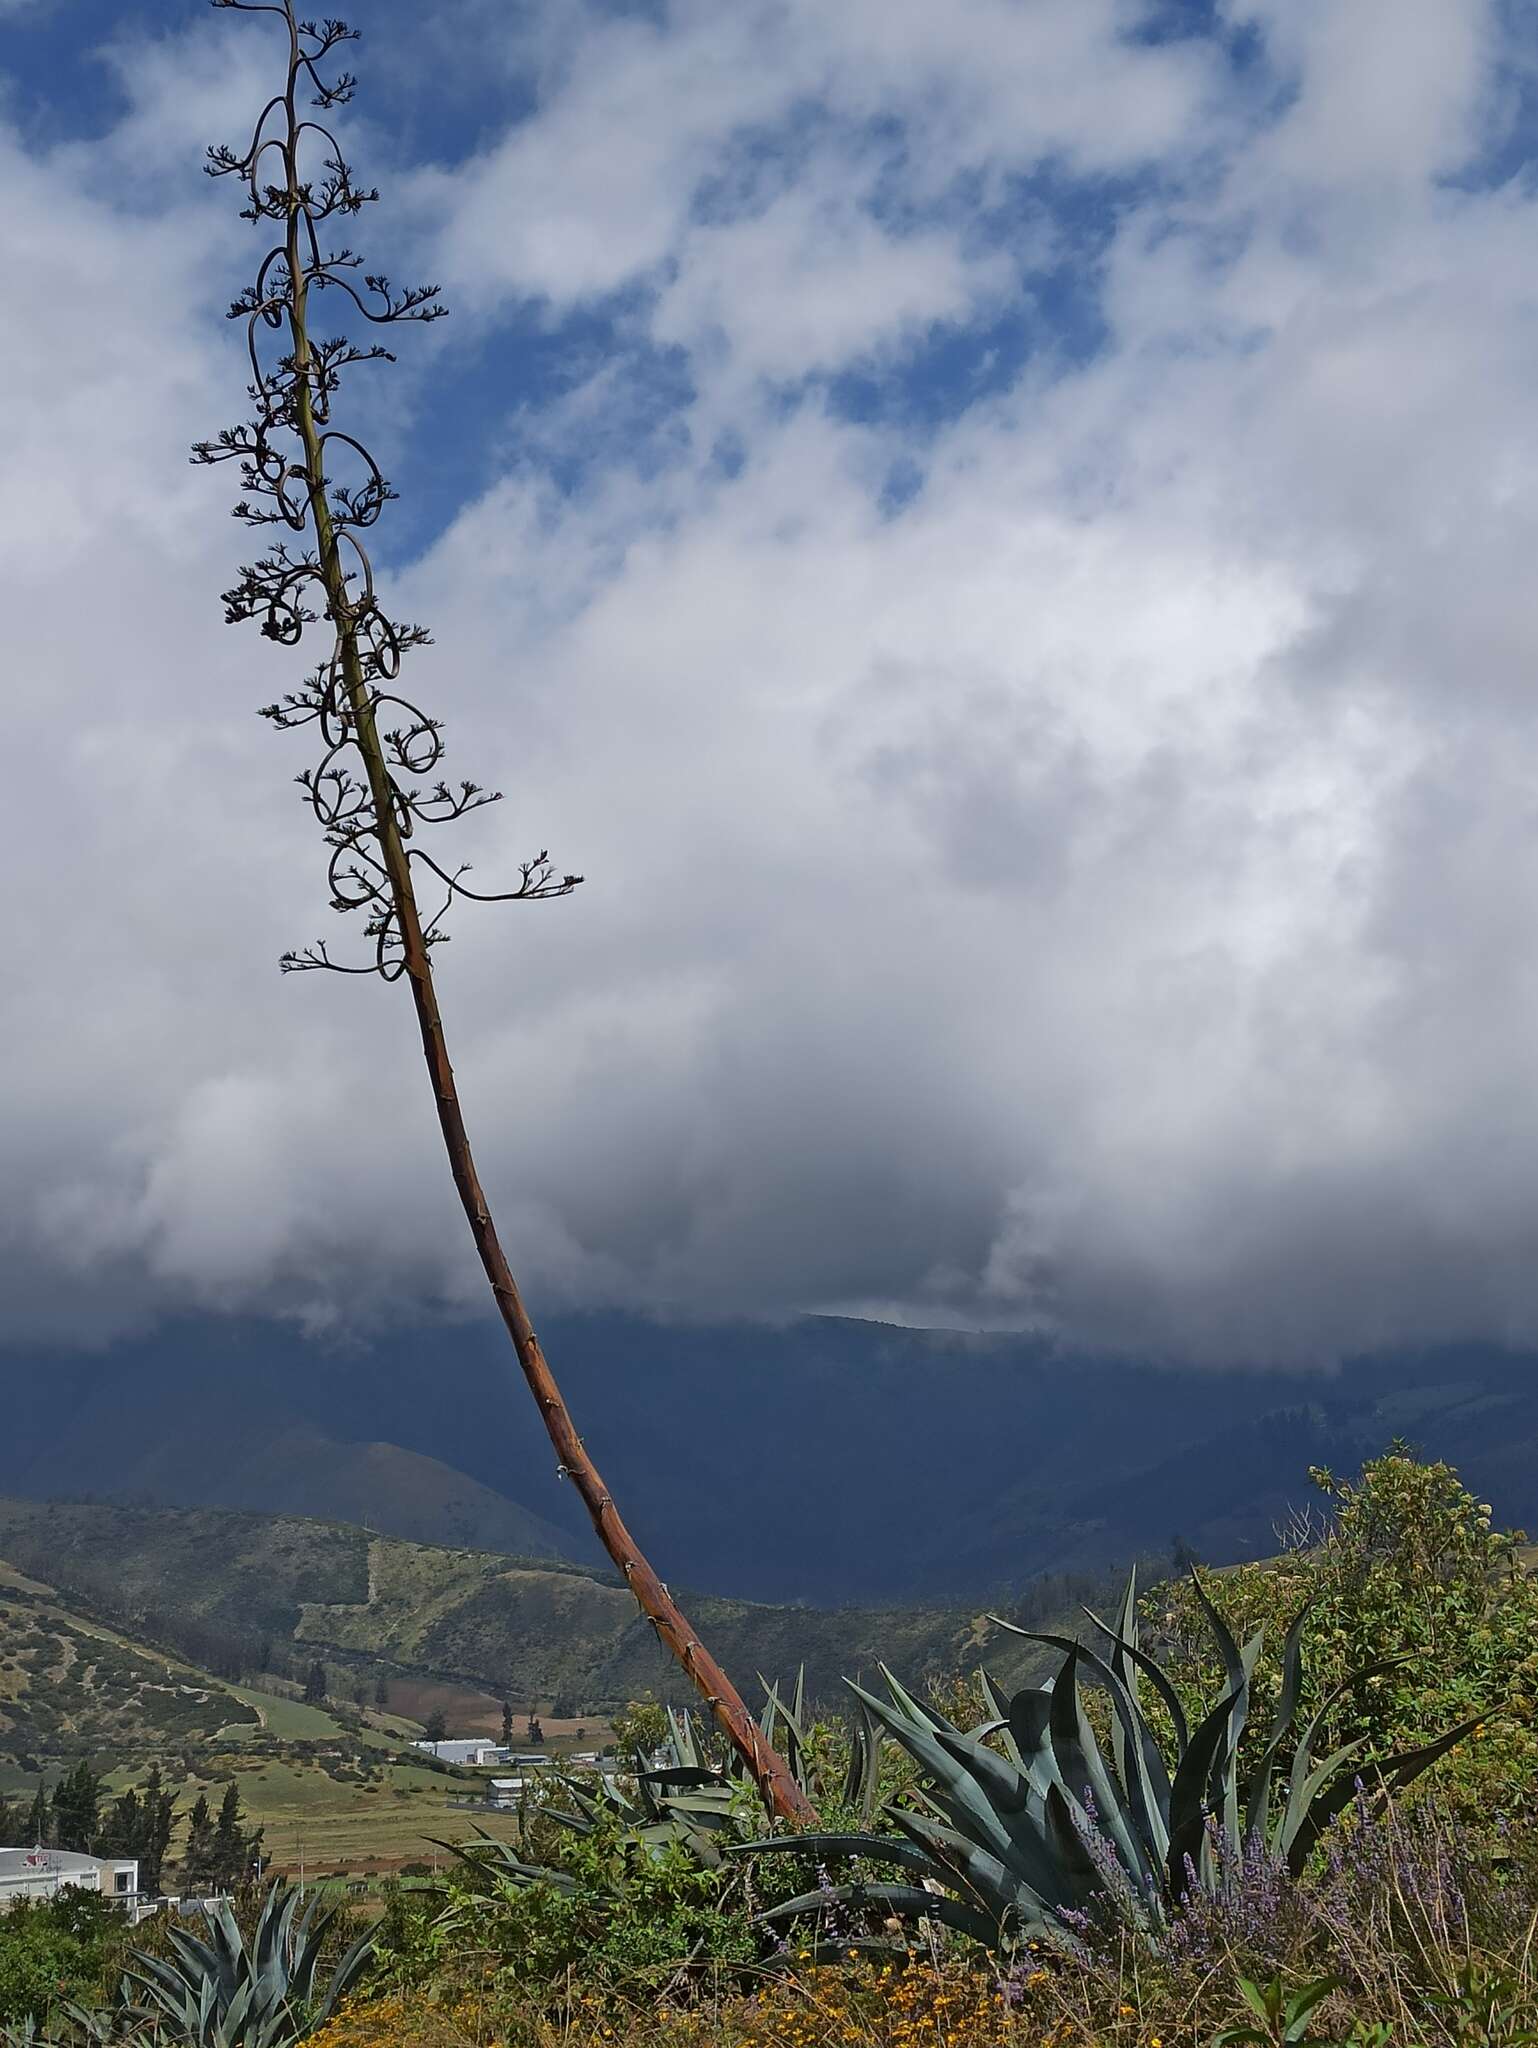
top-left (3, 0), bottom-right (1538, 1364)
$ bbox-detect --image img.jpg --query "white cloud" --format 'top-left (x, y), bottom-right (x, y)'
top-left (2, 0), bottom-right (1538, 1365)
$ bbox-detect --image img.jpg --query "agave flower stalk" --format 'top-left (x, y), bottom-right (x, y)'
top-left (192, 0), bottom-right (814, 1825)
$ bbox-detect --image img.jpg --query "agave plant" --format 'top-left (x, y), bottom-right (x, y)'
top-left (119, 1882), bottom-right (373, 2048)
top-left (441, 1681), bottom-right (881, 1890)
top-left (739, 1570), bottom-right (1484, 1957)
top-left (2, 2005), bottom-right (153, 2048)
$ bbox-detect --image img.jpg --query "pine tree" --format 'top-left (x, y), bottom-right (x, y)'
top-left (140, 1764), bottom-right (178, 1895)
top-left (526, 1715), bottom-right (544, 1747)
top-left (0, 1791), bottom-right (18, 1842)
top-left (25, 1782), bottom-right (50, 1847)
top-left (180, 1792), bottom-right (215, 1891)
top-left (210, 1781), bottom-right (257, 1889)
top-left (50, 1760), bottom-right (102, 1853)
top-left (500, 1699), bottom-right (513, 1748)
top-left (99, 1786), bottom-right (142, 1860)
top-left (303, 1660), bottom-right (327, 1705)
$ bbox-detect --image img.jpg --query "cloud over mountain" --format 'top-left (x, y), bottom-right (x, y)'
top-left (3, 0), bottom-right (1537, 1364)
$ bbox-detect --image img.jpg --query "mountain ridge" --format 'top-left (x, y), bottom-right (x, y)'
top-left (5, 1314), bottom-right (1538, 1601)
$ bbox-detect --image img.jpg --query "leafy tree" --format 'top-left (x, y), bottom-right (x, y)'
top-left (304, 1660), bottom-right (328, 1705)
top-left (611, 1697), bottom-right (668, 1769)
top-left (374, 1673), bottom-right (390, 1709)
top-left (1151, 1448), bottom-right (1538, 1816)
top-left (0, 1791), bottom-right (18, 1841)
top-left (423, 1709), bottom-right (448, 1745)
top-left (194, 0), bottom-right (807, 1820)
top-left (526, 1715), bottom-right (544, 1747)
top-left (49, 1761), bottom-right (102, 1854)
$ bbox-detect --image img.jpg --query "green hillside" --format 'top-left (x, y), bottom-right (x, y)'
top-left (0, 1498), bottom-right (1057, 1719)
top-left (0, 1555), bottom-right (562, 1874)
top-left (0, 1558), bottom-right (262, 1774)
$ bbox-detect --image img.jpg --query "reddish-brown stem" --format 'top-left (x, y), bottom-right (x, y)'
top-left (271, 9), bottom-right (816, 1825)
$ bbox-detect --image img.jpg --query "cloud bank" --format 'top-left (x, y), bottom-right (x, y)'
top-left (4, 0), bottom-right (1538, 1363)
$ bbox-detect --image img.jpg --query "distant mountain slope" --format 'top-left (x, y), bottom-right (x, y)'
top-left (0, 1556), bottom-right (263, 1768)
top-left (0, 1500), bottom-right (1035, 1713)
top-left (191, 1430), bottom-right (580, 1564)
top-left (6, 1314), bottom-right (1538, 1600)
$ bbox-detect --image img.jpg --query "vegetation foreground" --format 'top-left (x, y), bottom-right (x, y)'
top-left (4, 1450), bottom-right (1537, 2046)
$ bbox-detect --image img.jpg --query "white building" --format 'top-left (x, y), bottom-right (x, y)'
top-left (0, 1847), bottom-right (139, 1911)
top-left (411, 1739), bottom-right (508, 1767)
top-left (483, 1772), bottom-right (557, 1807)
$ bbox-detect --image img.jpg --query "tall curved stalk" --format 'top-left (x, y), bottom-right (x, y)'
top-left (192, 0), bottom-right (816, 1826)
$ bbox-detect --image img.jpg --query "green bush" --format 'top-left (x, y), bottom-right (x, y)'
top-left (0, 1893), bottom-right (131, 2027)
top-left (1149, 1447), bottom-right (1538, 1819)
top-left (379, 1808), bottom-right (758, 1998)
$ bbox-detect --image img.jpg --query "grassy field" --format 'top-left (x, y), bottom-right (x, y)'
top-left (191, 1757), bottom-right (526, 1875)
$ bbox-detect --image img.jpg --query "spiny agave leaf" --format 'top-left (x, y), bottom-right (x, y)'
top-left (1084, 1608), bottom-right (1191, 1757)
top-left (1285, 1714), bottom-right (1487, 1874)
top-left (1371, 1712), bottom-right (1490, 1794)
top-left (1106, 1572), bottom-right (1141, 1813)
top-left (317, 1929), bottom-right (377, 2022)
top-left (978, 1670), bottom-right (1027, 1770)
top-left (841, 1696), bottom-right (883, 1822)
top-left (1044, 1645), bottom-right (1156, 1894)
top-left (666, 1704), bottom-right (701, 1770)
top-left (889, 1807), bottom-right (1056, 1929)
top-left (1042, 1782), bottom-right (1101, 1904)
top-left (1113, 1568), bottom-right (1141, 1684)
top-left (1214, 1631), bottom-right (1264, 1860)
top-left (759, 1675), bottom-right (807, 1778)
top-left (1006, 1686), bottom-right (1055, 1774)
top-left (251, 1884), bottom-right (290, 1984)
top-left (217, 1976), bottom-right (256, 2042)
top-left (999, 1628), bottom-right (1171, 1864)
top-left (730, 1832), bottom-right (939, 1880)
top-left (164, 1924), bottom-right (233, 2002)
top-left (1272, 1736), bottom-right (1369, 1868)
top-left (929, 1720), bottom-right (1032, 1817)
top-left (426, 1833), bottom-right (579, 1893)
top-left (638, 1765), bottom-right (727, 1792)
top-left (1190, 1568), bottom-right (1248, 1705)
top-left (1165, 1679), bottom-right (1245, 1894)
top-left (845, 1677), bottom-right (1063, 1902)
top-left (1278, 1655), bottom-right (1408, 1836)
top-left (121, 1955), bottom-right (186, 2003)
top-left (758, 1937), bottom-right (908, 1972)
top-left (877, 1662), bottom-right (964, 1739)
top-left (1176, 1576), bottom-right (1254, 1856)
top-left (1243, 1600), bottom-right (1314, 1841)
top-left (648, 1788), bottom-right (735, 1814)
top-left (760, 1880), bottom-right (998, 1947)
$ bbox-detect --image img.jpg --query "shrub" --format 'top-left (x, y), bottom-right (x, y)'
top-left (0, 1894), bottom-right (131, 2028)
top-left (1150, 1448), bottom-right (1538, 1820)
